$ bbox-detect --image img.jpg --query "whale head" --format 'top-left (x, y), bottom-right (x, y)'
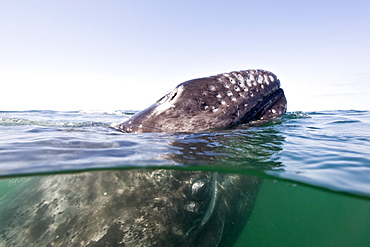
top-left (116, 69), bottom-right (287, 133)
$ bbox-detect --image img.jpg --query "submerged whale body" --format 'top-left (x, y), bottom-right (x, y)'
top-left (0, 170), bottom-right (261, 247)
top-left (0, 69), bottom-right (287, 246)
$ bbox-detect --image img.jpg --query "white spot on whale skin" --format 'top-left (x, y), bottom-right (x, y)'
top-left (235, 73), bottom-right (245, 81)
top-left (257, 75), bottom-right (264, 84)
top-left (217, 77), bottom-right (224, 83)
top-left (220, 100), bottom-right (226, 105)
top-left (209, 85), bottom-right (216, 91)
top-left (226, 91), bottom-right (233, 97)
top-left (212, 107), bottom-right (219, 112)
top-left (233, 86), bottom-right (240, 92)
top-left (229, 77), bottom-right (236, 84)
top-left (231, 97), bottom-right (237, 101)
top-left (216, 93), bottom-right (222, 98)
top-left (185, 201), bottom-right (198, 212)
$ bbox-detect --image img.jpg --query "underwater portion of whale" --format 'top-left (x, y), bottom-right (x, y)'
top-left (0, 170), bottom-right (261, 247)
top-left (0, 69), bottom-right (287, 246)
top-left (115, 69), bottom-right (287, 133)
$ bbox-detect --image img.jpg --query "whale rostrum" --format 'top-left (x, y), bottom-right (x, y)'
top-left (115, 69), bottom-right (286, 133)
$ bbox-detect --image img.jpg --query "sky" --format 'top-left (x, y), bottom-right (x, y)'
top-left (1, 0), bottom-right (369, 112)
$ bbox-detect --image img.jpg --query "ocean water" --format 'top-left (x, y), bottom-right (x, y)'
top-left (0, 110), bottom-right (369, 246)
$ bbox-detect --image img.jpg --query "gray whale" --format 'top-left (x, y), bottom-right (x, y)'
top-left (115, 69), bottom-right (286, 133)
top-left (0, 69), bottom-right (286, 246)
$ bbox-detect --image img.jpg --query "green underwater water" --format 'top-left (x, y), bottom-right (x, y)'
top-left (236, 178), bottom-right (370, 247)
top-left (0, 178), bottom-right (24, 199)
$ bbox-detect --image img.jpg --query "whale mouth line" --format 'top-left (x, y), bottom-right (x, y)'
top-left (239, 88), bottom-right (285, 124)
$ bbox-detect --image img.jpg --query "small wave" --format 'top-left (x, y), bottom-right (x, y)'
top-left (0, 118), bottom-right (42, 126)
top-left (284, 111), bottom-right (311, 119)
top-left (329, 120), bottom-right (361, 124)
top-left (78, 110), bottom-right (138, 116)
top-left (0, 117), bottom-right (108, 128)
top-left (78, 110), bottom-right (123, 115)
